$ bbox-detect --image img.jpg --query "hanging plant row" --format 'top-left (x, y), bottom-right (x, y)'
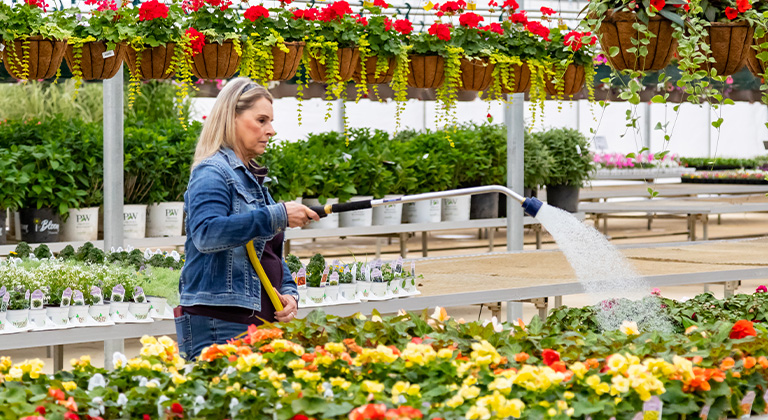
top-left (0, 0), bottom-right (598, 132)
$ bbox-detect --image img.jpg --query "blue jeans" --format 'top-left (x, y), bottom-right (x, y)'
top-left (175, 314), bottom-right (249, 361)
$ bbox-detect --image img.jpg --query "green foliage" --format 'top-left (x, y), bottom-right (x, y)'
top-left (32, 245), bottom-right (51, 260)
top-left (57, 245), bottom-right (75, 261)
top-left (285, 254), bottom-right (303, 275)
top-left (523, 130), bottom-right (555, 189)
top-left (138, 267), bottom-right (181, 306)
top-left (306, 253), bottom-right (326, 288)
top-left (533, 127), bottom-right (594, 187)
top-left (0, 81), bottom-right (103, 123)
top-left (12, 243), bottom-right (31, 260)
top-left (680, 157), bottom-right (759, 170)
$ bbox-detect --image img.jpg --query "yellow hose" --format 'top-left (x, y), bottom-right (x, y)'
top-left (246, 241), bottom-right (284, 312)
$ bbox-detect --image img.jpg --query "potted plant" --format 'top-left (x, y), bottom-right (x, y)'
top-left (183, 0), bottom-right (242, 80)
top-left (60, 120), bottom-right (103, 242)
top-left (536, 127), bottom-right (594, 213)
top-left (128, 285), bottom-right (151, 320)
top-left (0, 148), bottom-right (30, 245)
top-left (542, 26), bottom-right (597, 100)
top-left (338, 264), bottom-right (355, 300)
top-left (0, 0), bottom-right (70, 80)
top-left (398, 130), bottom-right (457, 222)
top-left (5, 287), bottom-right (30, 329)
top-left (68, 289), bottom-right (90, 325)
top-left (108, 283), bottom-right (132, 321)
top-left (325, 271), bottom-right (340, 302)
top-left (523, 129), bottom-right (555, 197)
top-left (305, 253), bottom-right (325, 304)
top-left (452, 11), bottom-right (500, 91)
top-left (354, 262), bottom-right (371, 298)
top-left (370, 265), bottom-right (387, 297)
top-left (88, 284), bottom-right (109, 323)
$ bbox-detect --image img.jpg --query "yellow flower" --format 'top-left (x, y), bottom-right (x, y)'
top-left (459, 385), bottom-right (481, 400)
top-left (446, 395), bottom-right (465, 408)
top-left (620, 320), bottom-right (639, 336)
top-left (402, 343), bottom-right (437, 367)
top-left (236, 353), bottom-right (265, 372)
top-left (330, 377), bottom-right (350, 390)
top-left (324, 342), bottom-right (345, 354)
top-left (470, 340), bottom-right (502, 366)
top-left (291, 382), bottom-right (302, 393)
top-left (392, 381), bottom-right (410, 396)
top-left (140, 336), bottom-right (158, 346)
top-left (437, 348), bottom-right (454, 359)
top-left (158, 336), bottom-right (175, 349)
top-left (570, 362), bottom-right (588, 379)
top-left (62, 381), bottom-right (77, 392)
top-left (431, 306), bottom-right (450, 322)
top-left (606, 354), bottom-right (628, 374)
top-left (466, 405), bottom-right (491, 420)
top-left (407, 384), bottom-right (421, 396)
top-left (563, 391), bottom-right (575, 400)
top-left (673, 355), bottom-right (694, 381)
top-left (611, 376), bottom-right (630, 395)
top-left (287, 359), bottom-right (306, 370)
top-left (488, 377), bottom-right (513, 395)
top-left (547, 408), bottom-right (557, 417)
top-left (362, 380), bottom-right (384, 394)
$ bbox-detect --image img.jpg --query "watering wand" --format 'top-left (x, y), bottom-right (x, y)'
top-left (306, 186), bottom-right (544, 219)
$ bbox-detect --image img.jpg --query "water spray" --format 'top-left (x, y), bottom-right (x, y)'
top-left (307, 185), bottom-right (544, 219)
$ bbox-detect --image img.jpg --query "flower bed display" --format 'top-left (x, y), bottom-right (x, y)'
top-left (4, 289), bottom-right (768, 419)
top-left (682, 170), bottom-right (768, 184)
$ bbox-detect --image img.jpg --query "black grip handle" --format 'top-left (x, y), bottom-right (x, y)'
top-left (307, 201), bottom-right (373, 219)
top-left (308, 205), bottom-right (329, 218)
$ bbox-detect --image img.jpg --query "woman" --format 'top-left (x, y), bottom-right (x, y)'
top-left (175, 78), bottom-right (319, 360)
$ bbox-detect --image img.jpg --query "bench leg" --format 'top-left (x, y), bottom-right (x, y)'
top-left (554, 296), bottom-right (563, 308)
top-left (53, 345), bottom-right (64, 372)
top-left (399, 233), bottom-right (408, 258)
top-left (488, 228), bottom-right (495, 253)
top-left (375, 238), bottom-right (382, 259)
top-left (535, 226), bottom-right (542, 249)
top-left (688, 214), bottom-right (697, 241)
top-left (718, 214), bottom-right (722, 225)
top-left (421, 232), bottom-right (428, 257)
top-left (724, 281), bottom-right (740, 298)
top-left (104, 339), bottom-right (124, 371)
top-left (603, 217), bottom-right (608, 235)
top-left (285, 240), bottom-right (291, 255)
top-left (506, 301), bottom-right (523, 323)
top-left (702, 215), bottom-right (709, 241)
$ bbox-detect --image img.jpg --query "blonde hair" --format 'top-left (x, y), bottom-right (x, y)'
top-left (192, 78), bottom-right (273, 168)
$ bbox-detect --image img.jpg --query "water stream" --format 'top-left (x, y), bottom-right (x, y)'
top-left (535, 203), bottom-right (672, 332)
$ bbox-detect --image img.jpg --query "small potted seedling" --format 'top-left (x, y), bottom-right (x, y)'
top-left (305, 253), bottom-right (326, 304)
top-left (338, 264), bottom-right (356, 301)
top-left (325, 271), bottom-right (340, 302)
top-left (29, 289), bottom-right (47, 327)
top-left (108, 284), bottom-right (130, 321)
top-left (5, 288), bottom-right (30, 329)
top-left (355, 262), bottom-right (372, 299)
top-left (128, 286), bottom-right (151, 320)
top-left (46, 287), bottom-right (72, 326)
top-left (68, 290), bottom-right (89, 324)
top-left (88, 286), bottom-right (110, 323)
top-left (371, 267), bottom-right (387, 298)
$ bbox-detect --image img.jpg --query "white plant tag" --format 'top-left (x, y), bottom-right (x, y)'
top-left (643, 396), bottom-right (662, 420)
top-left (297, 267), bottom-right (306, 288)
top-left (0, 286), bottom-right (6, 297)
top-left (111, 284), bottom-right (125, 302)
top-left (394, 256), bottom-right (403, 274)
top-left (329, 272), bottom-right (339, 284)
top-left (31, 289), bottom-right (44, 309)
top-left (411, 261), bottom-right (416, 277)
top-left (144, 249), bottom-right (153, 260)
top-left (320, 267), bottom-right (329, 287)
top-left (762, 390), bottom-right (768, 414)
top-left (102, 49), bottom-right (115, 59)
top-left (91, 286), bottom-right (104, 305)
top-left (73, 290), bottom-right (85, 306)
top-left (61, 288), bottom-right (72, 307)
top-left (1, 293), bottom-right (8, 312)
top-left (0, 44), bottom-right (4, 52)
top-left (133, 286), bottom-right (146, 303)
top-left (700, 404), bottom-right (711, 420)
top-left (351, 265), bottom-right (357, 283)
top-left (741, 391), bottom-right (756, 418)
top-left (331, 259), bottom-right (340, 270)
top-left (364, 265), bottom-right (372, 282)
top-left (372, 268), bottom-right (383, 282)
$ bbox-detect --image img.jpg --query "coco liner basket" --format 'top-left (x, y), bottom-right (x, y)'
top-left (746, 34), bottom-right (768, 77)
top-left (64, 41), bottom-right (126, 80)
top-left (125, 43), bottom-right (176, 80)
top-left (500, 62), bottom-right (532, 93)
top-left (459, 57), bottom-right (495, 91)
top-left (544, 63), bottom-right (586, 97)
top-left (701, 21), bottom-right (754, 77)
top-left (190, 41), bottom-right (241, 80)
top-left (272, 41), bottom-right (304, 81)
top-left (2, 36), bottom-right (67, 80)
top-left (352, 55), bottom-right (396, 84)
top-left (307, 47), bottom-right (359, 82)
top-left (597, 10), bottom-right (678, 71)
top-left (407, 55), bottom-right (444, 88)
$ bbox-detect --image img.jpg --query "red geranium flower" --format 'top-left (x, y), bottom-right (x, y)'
top-left (170, 402), bottom-right (184, 415)
top-left (244, 5), bottom-right (269, 21)
top-left (509, 11), bottom-right (527, 24)
top-left (373, 0), bottom-right (390, 8)
top-left (541, 349), bottom-right (560, 366)
top-left (428, 22), bottom-right (452, 41)
top-left (488, 0), bottom-right (498, 6)
top-left (438, 0), bottom-right (466, 14)
top-left (138, 0), bottom-right (169, 21)
top-left (564, 30), bottom-right (596, 52)
top-left (540, 6), bottom-right (555, 15)
top-left (319, 0), bottom-right (352, 21)
top-left (383, 17), bottom-right (393, 31)
top-left (64, 413), bottom-right (80, 420)
top-left (48, 388), bottom-right (66, 401)
top-left (185, 28), bottom-right (205, 56)
top-left (35, 406), bottom-right (46, 416)
top-left (24, 0), bottom-right (48, 11)
top-left (459, 12), bottom-right (483, 28)
top-left (144, 415), bottom-right (151, 420)
top-left (385, 406), bottom-right (423, 419)
top-left (292, 8), bottom-right (318, 20)
top-left (757, 285), bottom-right (767, 293)
top-left (349, 404), bottom-right (388, 420)
top-left (525, 20), bottom-right (550, 40)
top-left (502, 0), bottom-right (518, 9)
top-left (355, 14), bottom-right (368, 25)
top-left (480, 22), bottom-right (504, 34)
top-left (290, 415), bottom-right (310, 420)
top-left (649, 0), bottom-right (665, 12)
top-left (724, 6), bottom-right (738, 19)
top-left (394, 19), bottom-right (413, 34)
top-left (730, 320), bottom-right (757, 339)
top-left (737, 0), bottom-right (751, 13)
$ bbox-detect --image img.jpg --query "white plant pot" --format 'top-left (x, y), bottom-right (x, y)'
top-left (6, 309), bottom-right (29, 329)
top-left (146, 202), bottom-right (184, 237)
top-left (29, 308), bottom-right (47, 327)
top-left (46, 306), bottom-right (70, 326)
top-left (372, 195), bottom-right (403, 226)
top-left (0, 312), bottom-right (6, 331)
top-left (403, 198), bottom-right (442, 223)
top-left (129, 302), bottom-right (152, 320)
top-left (89, 304), bottom-right (110, 323)
top-left (371, 282), bottom-right (388, 298)
top-left (298, 288), bottom-right (308, 305)
top-left (388, 281), bottom-right (401, 296)
top-left (441, 195), bottom-right (471, 222)
top-left (339, 283), bottom-right (356, 300)
top-left (123, 204), bottom-right (148, 239)
top-left (68, 305), bottom-right (89, 324)
top-left (405, 277), bottom-right (417, 292)
top-left (147, 296), bottom-right (168, 316)
top-left (325, 285), bottom-right (340, 302)
top-left (303, 198), bottom-right (339, 230)
top-left (307, 287), bottom-right (325, 304)
top-left (60, 207), bottom-right (99, 241)
top-left (356, 281), bottom-right (372, 299)
top-left (109, 302), bottom-right (130, 320)
top-left (339, 196), bottom-right (374, 228)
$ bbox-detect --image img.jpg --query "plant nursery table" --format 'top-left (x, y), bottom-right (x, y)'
top-left (573, 183), bottom-right (768, 202)
top-left (592, 168), bottom-right (696, 181)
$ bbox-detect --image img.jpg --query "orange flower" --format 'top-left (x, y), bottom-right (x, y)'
top-left (514, 352), bottom-right (530, 363)
top-left (57, 397), bottom-right (77, 412)
top-left (302, 353), bottom-right (316, 363)
top-left (551, 361), bottom-right (567, 373)
top-left (744, 357), bottom-right (756, 369)
top-left (585, 358), bottom-right (600, 370)
top-left (243, 326), bottom-right (283, 345)
top-left (720, 357), bottom-right (735, 370)
top-left (758, 356), bottom-right (768, 369)
top-left (200, 344), bottom-right (228, 362)
top-left (692, 356), bottom-right (703, 365)
top-left (236, 347), bottom-right (253, 357)
top-left (344, 338), bottom-right (363, 354)
top-left (730, 320), bottom-right (757, 339)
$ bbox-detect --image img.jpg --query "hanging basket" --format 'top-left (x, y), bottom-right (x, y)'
top-left (746, 33), bottom-right (768, 77)
top-left (190, 41), bottom-right (241, 80)
top-left (272, 41), bottom-right (305, 81)
top-left (500, 62), bottom-right (532, 93)
top-left (353, 55), bottom-right (396, 84)
top-left (64, 41), bottom-right (126, 80)
top-left (2, 36), bottom-right (67, 80)
top-left (125, 43), bottom-right (176, 80)
top-left (407, 55), bottom-right (444, 88)
top-left (544, 64), bottom-right (586, 97)
top-left (597, 10), bottom-right (678, 71)
top-left (459, 57), bottom-right (495, 91)
top-left (307, 47), bottom-right (359, 83)
top-left (700, 22), bottom-right (754, 76)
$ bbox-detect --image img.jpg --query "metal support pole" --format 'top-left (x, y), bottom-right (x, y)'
top-left (103, 68), bottom-right (125, 371)
top-left (643, 102), bottom-right (652, 151)
top-left (505, 93), bottom-right (525, 251)
top-left (337, 99), bottom-right (345, 134)
top-left (707, 102), bottom-right (712, 158)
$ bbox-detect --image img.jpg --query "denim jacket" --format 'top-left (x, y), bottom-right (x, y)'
top-left (180, 147), bottom-right (297, 310)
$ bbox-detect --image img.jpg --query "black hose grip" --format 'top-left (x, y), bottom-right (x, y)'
top-left (332, 200), bottom-right (373, 213)
top-left (307, 205), bottom-right (329, 218)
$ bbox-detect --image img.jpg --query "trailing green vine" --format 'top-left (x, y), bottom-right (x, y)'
top-left (127, 38), bottom-right (145, 109)
top-left (434, 45), bottom-right (463, 143)
top-left (4, 35), bottom-right (31, 81)
top-left (168, 34), bottom-right (197, 128)
top-left (391, 47), bottom-right (411, 133)
top-left (354, 34), bottom-right (371, 103)
top-left (66, 36), bottom-right (96, 97)
top-left (239, 29), bottom-right (286, 85)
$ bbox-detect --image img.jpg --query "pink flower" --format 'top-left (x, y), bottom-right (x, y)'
top-left (757, 285), bottom-right (767, 293)
top-left (651, 288), bottom-right (661, 296)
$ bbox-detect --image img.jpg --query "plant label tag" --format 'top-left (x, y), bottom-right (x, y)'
top-left (25, 290), bottom-right (30, 300)
top-left (576, 144), bottom-right (582, 155)
top-left (642, 396), bottom-right (662, 420)
top-left (422, 153), bottom-right (429, 159)
top-left (700, 404), bottom-right (711, 420)
top-left (411, 261), bottom-right (416, 277)
top-left (61, 288), bottom-right (72, 307)
top-left (297, 267), bottom-right (306, 288)
top-left (740, 391), bottom-right (756, 418)
top-left (0, 286), bottom-right (6, 297)
top-left (329, 272), bottom-right (339, 284)
top-left (1, 294), bottom-right (8, 312)
top-left (31, 289), bottom-right (44, 309)
top-left (144, 249), bottom-right (153, 260)
top-left (73, 290), bottom-right (85, 306)
top-left (0, 44), bottom-right (4, 52)
top-left (91, 286), bottom-right (103, 305)
top-left (364, 265), bottom-right (371, 282)
top-left (291, 272), bottom-right (297, 285)
top-left (134, 286), bottom-right (146, 303)
top-left (111, 284), bottom-right (125, 303)
top-left (102, 49), bottom-right (115, 59)
top-left (321, 267), bottom-right (329, 287)
top-left (372, 268), bottom-right (383, 283)
top-left (763, 390), bottom-right (768, 414)
top-left (394, 256), bottom-right (403, 274)
top-left (373, 259), bottom-right (382, 269)
top-left (467, 0), bottom-right (476, 10)
top-left (350, 265), bottom-right (357, 283)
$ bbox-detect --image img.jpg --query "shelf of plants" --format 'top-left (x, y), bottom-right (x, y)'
top-left (682, 171), bottom-right (768, 184)
top-left (2, 289), bottom-right (768, 419)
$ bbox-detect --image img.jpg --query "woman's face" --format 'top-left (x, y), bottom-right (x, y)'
top-left (234, 97), bottom-right (275, 160)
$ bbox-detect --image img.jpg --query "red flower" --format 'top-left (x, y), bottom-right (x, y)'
top-left (383, 17), bottom-right (393, 31)
top-left (319, 0), bottom-right (352, 21)
top-left (35, 406), bottom-right (46, 416)
top-left (244, 5), bottom-right (269, 21)
top-left (737, 0), bottom-right (751, 13)
top-left (488, 0), bottom-right (498, 6)
top-left (438, 0), bottom-right (466, 14)
top-left (138, 0), bottom-right (169, 21)
top-left (564, 30), bottom-right (595, 52)
top-left (144, 415), bottom-right (151, 420)
top-left (170, 402), bottom-right (184, 415)
top-left (525, 20), bottom-right (550, 40)
top-left (649, 0), bottom-right (665, 12)
top-left (64, 413), bottom-right (80, 420)
top-left (540, 6), bottom-right (555, 15)
top-left (486, 113), bottom-right (493, 122)
top-left (725, 6), bottom-right (738, 19)
top-left (48, 388), bottom-right (66, 401)
top-left (757, 285), bottom-right (767, 293)
top-left (541, 349), bottom-right (560, 366)
top-left (291, 416), bottom-right (310, 420)
top-left (459, 12), bottom-right (483, 28)
top-left (730, 320), bottom-right (757, 339)
top-left (480, 22), bottom-right (504, 34)
top-left (349, 404), bottom-right (388, 420)
top-left (394, 19), bottom-right (413, 34)
top-left (355, 14), bottom-right (368, 25)
top-left (279, 0), bottom-right (292, 5)
top-left (435, 10), bottom-right (444, 16)
top-left (292, 8), bottom-right (318, 20)
top-left (502, 0), bottom-right (518, 9)
top-left (509, 11), bottom-right (527, 24)
top-left (373, 0), bottom-right (390, 7)
top-left (185, 28), bottom-right (205, 56)
top-left (385, 406), bottom-right (423, 419)
top-left (428, 22), bottom-right (452, 41)
top-left (24, 0), bottom-right (48, 10)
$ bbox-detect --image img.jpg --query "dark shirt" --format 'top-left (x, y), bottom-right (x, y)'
top-left (182, 163), bottom-right (286, 325)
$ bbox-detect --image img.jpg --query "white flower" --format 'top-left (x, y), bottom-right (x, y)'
top-left (117, 393), bottom-right (128, 407)
top-left (482, 316), bottom-right (503, 333)
top-left (322, 382), bottom-right (334, 399)
top-left (113, 352), bottom-right (127, 369)
top-left (138, 377), bottom-right (149, 387)
top-left (229, 397), bottom-right (240, 418)
top-left (620, 320), bottom-right (639, 336)
top-left (125, 245), bottom-right (135, 252)
top-left (170, 251), bottom-right (181, 262)
top-left (88, 373), bottom-right (106, 391)
top-left (89, 397), bottom-right (105, 417)
top-left (157, 395), bottom-right (170, 418)
top-left (144, 249), bottom-right (153, 260)
top-left (193, 395), bottom-right (206, 415)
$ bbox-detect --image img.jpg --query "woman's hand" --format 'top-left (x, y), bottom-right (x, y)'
top-left (285, 202), bottom-right (320, 228)
top-left (275, 293), bottom-right (299, 322)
